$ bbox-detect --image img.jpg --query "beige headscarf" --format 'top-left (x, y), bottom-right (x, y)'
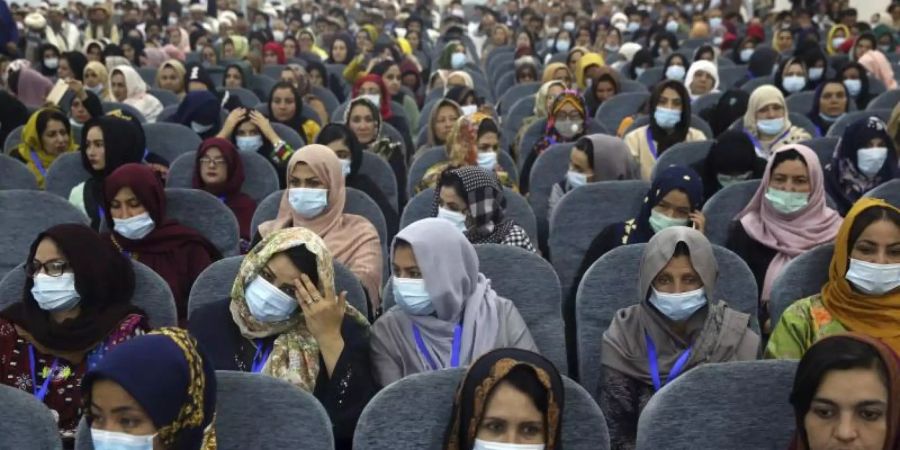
top-left (534, 80), bottom-right (567, 118)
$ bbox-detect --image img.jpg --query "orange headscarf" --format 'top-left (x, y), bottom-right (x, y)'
top-left (821, 198), bottom-right (900, 353)
top-left (445, 112), bottom-right (494, 166)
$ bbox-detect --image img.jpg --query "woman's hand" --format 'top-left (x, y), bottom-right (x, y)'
top-left (66, 79), bottom-right (86, 99)
top-left (294, 274), bottom-right (346, 375)
top-left (217, 107), bottom-right (245, 138)
top-left (689, 210), bottom-right (706, 235)
top-left (249, 110), bottom-right (281, 144)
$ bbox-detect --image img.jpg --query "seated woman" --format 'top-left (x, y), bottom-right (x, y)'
top-left (767, 198), bottom-right (900, 359)
top-left (702, 89), bottom-right (749, 138)
top-left (0, 224), bottom-right (148, 443)
top-left (316, 123), bottom-right (400, 237)
top-left (433, 166), bottom-right (536, 252)
top-left (584, 70), bottom-right (619, 118)
top-left (14, 107), bottom-right (76, 189)
top-left (695, 130), bottom-right (764, 200)
top-left (102, 163), bottom-right (221, 323)
top-left (628, 49), bottom-right (655, 80)
top-left (774, 57), bottom-right (810, 97)
top-left (662, 53), bottom-right (688, 83)
top-left (522, 91), bottom-right (588, 194)
top-left (266, 81), bottom-right (321, 145)
top-left (549, 134), bottom-right (640, 219)
top-left (421, 98), bottom-right (462, 152)
top-left (731, 36), bottom-right (760, 64)
top-left (223, 63), bottom-right (251, 89)
top-left (684, 60), bottom-right (720, 100)
top-left (370, 60), bottom-right (420, 131)
top-left (825, 117), bottom-right (899, 216)
top-left (513, 80), bottom-right (566, 159)
top-left (344, 97), bottom-right (407, 204)
top-left (807, 80), bottom-right (850, 137)
top-left (742, 86), bottom-right (812, 159)
top-left (371, 218), bottom-right (537, 386)
top-left (65, 80), bottom-right (104, 135)
top-left (351, 74), bottom-right (414, 155)
top-left (256, 145), bottom-right (383, 308)
top-left (726, 145), bottom-right (841, 321)
top-left (444, 348), bottom-right (564, 450)
top-left (542, 62), bottom-right (573, 85)
top-left (70, 115), bottom-right (146, 230)
top-left (156, 59), bottom-right (186, 100)
top-left (83, 61), bottom-right (110, 99)
top-left (692, 44), bottom-right (717, 64)
top-left (857, 41), bottom-right (898, 91)
top-left (786, 333), bottom-right (899, 450)
top-left (167, 90), bottom-right (222, 141)
top-left (574, 52), bottom-right (605, 91)
top-left (218, 106), bottom-right (296, 188)
top-left (600, 226), bottom-right (760, 449)
top-left (192, 137), bottom-right (257, 252)
top-left (83, 328), bottom-right (216, 450)
top-left (624, 80), bottom-right (707, 180)
top-left (108, 66), bottom-right (164, 123)
top-left (189, 228), bottom-right (375, 449)
top-left (838, 62), bottom-right (874, 110)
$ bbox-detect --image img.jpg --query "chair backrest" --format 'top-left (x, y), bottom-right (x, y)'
top-left (784, 90), bottom-right (817, 117)
top-left (690, 91), bottom-right (723, 115)
top-left (0, 260), bottom-right (177, 328)
top-left (769, 243), bottom-right (834, 327)
top-left (625, 114), bottom-right (713, 140)
top-left (527, 143), bottom-right (576, 248)
top-left (271, 122), bottom-right (306, 149)
top-left (787, 112), bottom-right (821, 138)
top-left (549, 180), bottom-right (650, 301)
top-left (354, 368), bottom-right (610, 450)
top-left (147, 88), bottom-right (180, 106)
top-left (358, 151), bottom-right (399, 213)
top-left (187, 255), bottom-right (368, 318)
top-left (799, 137), bottom-right (839, 166)
top-left (158, 104), bottom-right (179, 122)
top-left (701, 180), bottom-right (759, 246)
top-left (619, 79), bottom-right (649, 93)
top-left (740, 75), bottom-right (774, 93)
top-left (144, 122), bottom-right (203, 164)
top-left (636, 66), bottom-right (664, 87)
top-left (0, 190), bottom-right (89, 278)
top-left (826, 109), bottom-right (893, 137)
top-left (165, 151), bottom-right (279, 204)
top-left (717, 65), bottom-right (748, 89)
top-left (636, 360), bottom-right (798, 450)
top-left (137, 67), bottom-right (157, 86)
top-left (3, 125), bottom-right (24, 154)
top-left (225, 87), bottom-right (261, 107)
top-left (863, 178), bottom-right (900, 206)
top-left (406, 147), bottom-right (448, 196)
top-left (492, 70), bottom-right (516, 100)
top-left (0, 153), bottom-right (38, 190)
top-left (651, 140), bottom-right (713, 180)
top-left (310, 85), bottom-right (340, 115)
top-left (102, 102), bottom-right (146, 123)
top-left (44, 152), bottom-right (91, 199)
top-left (576, 243), bottom-right (760, 398)
top-left (594, 92), bottom-right (650, 133)
top-left (496, 82), bottom-right (541, 113)
top-left (504, 95), bottom-right (536, 135)
top-left (0, 385), bottom-right (62, 450)
top-left (866, 89), bottom-right (900, 111)
top-left (165, 188), bottom-right (240, 257)
top-left (517, 118), bottom-right (549, 172)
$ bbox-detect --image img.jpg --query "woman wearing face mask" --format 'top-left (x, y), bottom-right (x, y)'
top-left (156, 59), bottom-right (187, 100)
top-left (628, 49), bottom-right (655, 80)
top-left (684, 60), bottom-right (720, 100)
top-left (188, 227), bottom-right (375, 449)
top-left (343, 97), bottom-right (407, 202)
top-left (624, 80), bottom-right (707, 180)
top-left (602, 28), bottom-right (623, 59)
top-left (521, 91), bottom-right (587, 194)
top-left (574, 52), bottom-right (605, 91)
top-left (82, 61), bottom-right (110, 100)
top-left (774, 57), bottom-right (811, 97)
top-left (838, 62), bottom-right (874, 110)
top-left (423, 98), bottom-right (463, 151)
top-left (807, 80), bottom-right (850, 137)
top-left (37, 43), bottom-right (61, 78)
top-left (351, 73), bottom-right (414, 152)
top-left (800, 46), bottom-right (829, 89)
top-left (742, 86), bottom-right (812, 159)
top-left (83, 328), bottom-right (216, 450)
top-left (785, 333), bottom-right (899, 450)
top-left (108, 66), bottom-right (164, 123)
top-left (662, 53), bottom-right (688, 83)
top-left (731, 36), bottom-right (759, 64)
top-left (767, 199), bottom-right (900, 359)
top-left (14, 107), bottom-right (76, 189)
top-left (445, 348), bottom-right (564, 450)
top-left (600, 227), bottom-right (760, 450)
top-left (695, 130), bottom-right (764, 199)
top-left (166, 90), bottom-right (223, 140)
top-left (267, 81), bottom-right (321, 145)
top-left (826, 24), bottom-right (851, 55)
top-left (218, 107), bottom-right (296, 188)
top-left (726, 145), bottom-right (841, 322)
top-left (544, 30), bottom-right (575, 64)
top-left (824, 117), bottom-right (899, 216)
top-left (651, 32), bottom-right (679, 59)
top-left (102, 163), bottom-right (222, 323)
top-left (257, 145), bottom-right (383, 309)
top-left (192, 138), bottom-right (257, 252)
top-left (0, 224), bottom-right (148, 443)
top-left (432, 166), bottom-right (536, 252)
top-left (370, 218), bottom-right (537, 386)
top-left (513, 80), bottom-right (566, 160)
top-left (438, 41), bottom-right (470, 71)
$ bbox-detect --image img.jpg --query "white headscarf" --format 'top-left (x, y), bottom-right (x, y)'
top-left (684, 60), bottom-right (720, 99)
top-left (109, 65), bottom-right (164, 123)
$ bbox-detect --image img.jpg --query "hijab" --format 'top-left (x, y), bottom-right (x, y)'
top-left (431, 166), bottom-right (515, 244)
top-left (445, 112), bottom-right (495, 166)
top-left (648, 80), bottom-right (693, 154)
top-left (263, 41), bottom-right (286, 65)
top-left (192, 138), bottom-right (257, 242)
top-left (737, 145), bottom-right (842, 301)
top-left (343, 97), bottom-right (384, 146)
top-left (328, 32), bottom-right (356, 64)
top-left (37, 44), bottom-right (60, 77)
top-left (746, 46), bottom-right (780, 78)
top-left (534, 90), bottom-right (587, 155)
top-left (582, 133), bottom-right (641, 181)
top-left (225, 36), bottom-right (249, 59)
top-left (228, 227), bottom-right (368, 391)
top-left (84, 61), bottom-right (110, 99)
top-left (158, 59), bottom-right (186, 95)
top-left (267, 83), bottom-right (310, 131)
top-left (0, 224), bottom-right (143, 353)
top-left (168, 90), bottom-right (221, 139)
top-left (61, 51), bottom-right (88, 82)
top-left (584, 70), bottom-right (619, 117)
top-left (808, 80), bottom-right (849, 136)
top-left (223, 63), bottom-right (251, 88)
top-left (625, 165), bottom-right (704, 245)
top-left (13, 67), bottom-right (53, 108)
top-left (445, 348), bottom-right (564, 450)
top-left (534, 80), bottom-right (567, 118)
top-left (826, 24), bottom-right (852, 55)
top-left (427, 98), bottom-right (462, 147)
top-left (629, 49), bottom-right (655, 79)
top-left (839, 61), bottom-right (873, 110)
top-left (601, 227), bottom-right (759, 386)
top-left (143, 48), bottom-right (168, 68)
top-left (575, 52), bottom-right (605, 90)
top-left (774, 57), bottom-right (810, 96)
top-left (16, 107), bottom-right (77, 188)
top-left (705, 89), bottom-right (749, 137)
top-left (825, 117), bottom-right (899, 215)
top-left (692, 44), bottom-right (718, 64)
top-left (351, 74), bottom-right (395, 120)
top-left (109, 65), bottom-right (164, 122)
top-left (541, 62), bottom-right (570, 84)
top-left (700, 130), bottom-right (764, 199)
top-left (743, 85), bottom-right (794, 141)
top-left (0, 91), bottom-right (28, 147)
top-left (859, 49), bottom-right (899, 91)
top-left (684, 60), bottom-right (720, 99)
top-left (82, 328), bottom-right (217, 449)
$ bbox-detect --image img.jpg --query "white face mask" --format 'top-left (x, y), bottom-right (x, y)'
top-left (31, 273), bottom-right (81, 312)
top-left (392, 277), bottom-right (433, 315)
top-left (90, 429), bottom-right (155, 450)
top-left (665, 65), bottom-right (686, 81)
top-left (191, 121), bottom-right (214, 134)
top-left (245, 276), bottom-right (298, 322)
top-left (716, 171), bottom-right (752, 187)
top-left (648, 209), bottom-right (689, 234)
top-left (437, 207), bottom-right (467, 232)
top-left (473, 439), bottom-right (546, 450)
top-left (113, 212), bottom-right (156, 240)
top-left (288, 188), bottom-right (328, 218)
top-left (476, 151), bottom-right (497, 170)
top-left (808, 67), bottom-right (824, 81)
top-left (360, 94), bottom-right (381, 109)
top-left (855, 146), bottom-right (888, 177)
top-left (566, 170), bottom-right (587, 188)
top-left (86, 83), bottom-right (104, 94)
top-left (782, 75), bottom-right (806, 94)
top-left (648, 286), bottom-right (707, 321)
top-left (236, 135), bottom-right (263, 152)
top-left (555, 120), bottom-right (582, 139)
top-left (739, 48), bottom-right (754, 62)
top-left (44, 58), bottom-right (59, 69)
top-left (845, 258), bottom-right (900, 295)
top-left (339, 158), bottom-right (352, 177)
top-left (272, 30), bottom-right (285, 42)
top-left (460, 104), bottom-right (478, 116)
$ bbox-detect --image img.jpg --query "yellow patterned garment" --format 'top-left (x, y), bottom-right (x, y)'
top-left (765, 294), bottom-right (848, 360)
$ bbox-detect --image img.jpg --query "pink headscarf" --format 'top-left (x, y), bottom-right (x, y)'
top-left (162, 44), bottom-right (186, 62)
top-left (143, 47), bottom-right (168, 68)
top-left (859, 50), bottom-right (899, 91)
top-left (737, 144), bottom-right (842, 302)
top-left (14, 67), bottom-right (53, 108)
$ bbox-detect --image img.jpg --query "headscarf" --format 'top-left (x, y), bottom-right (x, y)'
top-left (121, 37), bottom-right (144, 66)
top-left (342, 97), bottom-right (384, 145)
top-left (16, 107), bottom-right (77, 188)
top-left (158, 59), bottom-right (187, 94)
top-left (533, 80), bottom-right (567, 118)
top-left (692, 45), bottom-right (718, 64)
top-left (601, 226), bottom-right (759, 386)
top-left (0, 224), bottom-right (143, 353)
top-left (859, 49), bottom-right (899, 90)
top-left (617, 42), bottom-right (642, 63)
top-left (225, 36), bottom-right (249, 59)
top-left (684, 60), bottom-right (720, 99)
top-left (223, 63), bottom-right (251, 88)
top-left (84, 61), bottom-right (110, 99)
top-left (582, 134), bottom-right (641, 181)
top-left (701, 130), bottom-right (764, 198)
top-left (648, 80), bottom-right (694, 154)
top-left (839, 61), bottom-right (873, 110)
top-left (743, 85), bottom-right (793, 141)
top-left (266, 82), bottom-right (312, 133)
top-left (192, 138), bottom-right (256, 241)
top-left (12, 67), bottom-right (53, 108)
top-left (351, 74), bottom-right (394, 120)
top-left (651, 32), bottom-right (679, 59)
top-left (263, 41), bottom-right (286, 65)
top-left (534, 90), bottom-right (587, 155)
top-left (628, 49), bottom-right (655, 79)
top-left (584, 69), bottom-right (619, 117)
top-left (690, 22), bottom-right (710, 39)
top-left (773, 57), bottom-right (810, 96)
top-left (167, 25), bottom-right (191, 53)
top-left (445, 348), bottom-right (564, 450)
top-left (825, 117), bottom-right (899, 214)
top-left (705, 89), bottom-right (749, 138)
top-left (184, 63), bottom-right (217, 94)
top-left (328, 32), bottom-right (357, 64)
top-left (162, 44), bottom-right (187, 62)
top-left (445, 112), bottom-right (494, 166)
top-left (542, 62), bottom-right (571, 84)
top-left (826, 24), bottom-right (851, 55)
top-left (168, 90), bottom-right (221, 139)
top-left (736, 145), bottom-right (842, 301)
top-left (446, 70), bottom-right (474, 89)
top-left (228, 227), bottom-right (368, 391)
top-left (625, 165), bottom-right (704, 245)
top-left (61, 51), bottom-right (88, 82)
top-left (143, 47), bottom-right (168, 69)
top-left (82, 328), bottom-right (217, 449)
top-left (746, 46), bottom-right (780, 79)
top-left (431, 166), bottom-right (514, 244)
top-left (808, 80), bottom-right (850, 136)
top-left (575, 52), bottom-right (604, 90)
top-left (427, 98), bottom-right (462, 147)
top-left (438, 41), bottom-right (465, 71)
top-left (109, 65), bottom-right (164, 122)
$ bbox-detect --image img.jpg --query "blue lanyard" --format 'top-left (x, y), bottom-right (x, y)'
top-left (28, 345), bottom-right (59, 402)
top-left (743, 128), bottom-right (790, 158)
top-left (646, 127), bottom-right (659, 159)
top-left (412, 324), bottom-right (462, 371)
top-left (97, 206), bottom-right (105, 219)
top-left (217, 195), bottom-right (227, 203)
top-left (142, 148), bottom-right (149, 163)
top-left (30, 150), bottom-right (48, 176)
top-left (251, 339), bottom-right (272, 373)
top-left (644, 331), bottom-right (692, 392)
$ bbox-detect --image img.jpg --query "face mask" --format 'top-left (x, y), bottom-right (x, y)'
top-left (654, 106), bottom-right (681, 129)
top-left (765, 187), bottom-right (809, 214)
top-left (272, 30), bottom-right (285, 42)
top-left (236, 135), bottom-right (263, 152)
top-left (843, 79), bottom-right (862, 97)
top-left (627, 21), bottom-right (640, 33)
top-left (739, 48), bottom-right (754, 62)
top-left (339, 158), bottom-right (352, 177)
top-left (567, 170), bottom-right (587, 188)
top-left (856, 146), bottom-right (888, 177)
top-left (756, 117), bottom-right (785, 136)
top-left (113, 212), bottom-right (156, 240)
top-left (605, 44), bottom-right (619, 53)
top-left (86, 84), bottom-right (104, 94)
top-left (563, 21), bottom-right (576, 31)
top-left (556, 40), bottom-right (570, 52)
top-left (460, 104), bottom-right (478, 116)
top-left (361, 93), bottom-right (381, 109)
top-left (473, 440), bottom-right (546, 450)
top-left (555, 119), bottom-right (582, 139)
top-left (716, 171), bottom-right (752, 187)
top-left (191, 121), bottom-right (213, 134)
top-left (437, 207), bottom-right (467, 232)
top-left (808, 67), bottom-right (824, 81)
top-left (168, 15), bottom-right (179, 26)
top-left (245, 276), bottom-right (298, 322)
top-left (43, 58), bottom-right (59, 69)
top-left (635, 67), bottom-right (646, 78)
top-left (845, 258), bottom-right (900, 295)
top-left (648, 287), bottom-right (708, 321)
top-left (288, 188), bottom-right (328, 218)
top-left (880, 45), bottom-right (893, 53)
top-left (477, 151), bottom-right (497, 170)
top-left (91, 429), bottom-right (155, 450)
top-left (451, 52), bottom-right (467, 69)
top-left (709, 17), bottom-right (723, 28)
top-left (665, 20), bottom-right (679, 33)
top-left (819, 112), bottom-right (844, 124)
top-left (782, 75), bottom-right (806, 94)
top-left (648, 209), bottom-right (689, 234)
top-left (302, 13), bottom-right (312, 23)
top-left (392, 277), bottom-right (433, 315)
top-left (665, 65), bottom-right (686, 81)
top-left (713, 36), bottom-right (723, 46)
top-left (832, 37), bottom-right (846, 48)
top-left (69, 117), bottom-right (84, 130)
top-left (31, 273), bottom-right (80, 312)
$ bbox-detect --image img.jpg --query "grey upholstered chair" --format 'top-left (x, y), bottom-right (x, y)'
top-left (701, 180), bottom-right (760, 247)
top-left (864, 178), bottom-right (900, 206)
top-left (0, 385), bottom-right (62, 450)
top-left (43, 152), bottom-right (91, 199)
top-left (143, 122), bottom-right (203, 163)
top-left (769, 243), bottom-right (834, 327)
top-left (165, 188), bottom-right (240, 257)
top-left (0, 153), bottom-right (38, 190)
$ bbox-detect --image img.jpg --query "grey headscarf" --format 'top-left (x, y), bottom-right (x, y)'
top-left (585, 134), bottom-right (641, 181)
top-left (600, 226), bottom-right (760, 386)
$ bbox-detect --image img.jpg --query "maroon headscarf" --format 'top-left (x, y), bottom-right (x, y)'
top-left (192, 138), bottom-right (257, 244)
top-left (352, 73), bottom-right (394, 120)
top-left (0, 224), bottom-right (144, 352)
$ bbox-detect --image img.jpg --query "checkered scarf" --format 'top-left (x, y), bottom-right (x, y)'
top-left (431, 166), bottom-right (515, 244)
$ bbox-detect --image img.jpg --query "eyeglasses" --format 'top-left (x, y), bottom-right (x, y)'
top-left (26, 259), bottom-right (70, 277)
top-left (199, 157), bottom-right (226, 167)
top-left (555, 112), bottom-right (583, 121)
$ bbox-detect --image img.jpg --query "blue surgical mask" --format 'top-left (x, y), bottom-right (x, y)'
top-left (191, 121), bottom-right (214, 134)
top-left (654, 106), bottom-right (681, 129)
top-left (665, 20), bottom-right (679, 33)
top-left (476, 151), bottom-right (497, 170)
top-left (843, 79), bottom-right (862, 97)
top-left (818, 112), bottom-right (844, 123)
top-left (808, 67), bottom-right (824, 81)
top-left (756, 117), bottom-right (785, 136)
top-left (566, 170), bottom-right (587, 188)
top-left (236, 135), bottom-right (263, 152)
top-left (845, 258), bottom-right (900, 295)
top-left (782, 75), bottom-right (806, 94)
top-left (716, 171), bottom-right (752, 187)
top-left (392, 277), bottom-right (433, 315)
top-left (856, 146), bottom-right (888, 177)
top-left (555, 40), bottom-right (570, 52)
top-left (451, 52), bottom-right (467, 69)
top-left (86, 83), bottom-right (104, 94)
top-left (739, 48), bottom-right (754, 62)
top-left (288, 188), bottom-right (328, 218)
top-left (113, 212), bottom-right (156, 240)
top-left (648, 286), bottom-right (707, 321)
top-left (245, 276), bottom-right (298, 322)
top-left (473, 440), bottom-right (546, 450)
top-left (31, 273), bottom-right (81, 312)
top-left (627, 21), bottom-right (640, 32)
top-left (339, 158), bottom-right (352, 177)
top-left (437, 207), bottom-right (467, 232)
top-left (709, 17), bottom-right (722, 28)
top-left (649, 209), bottom-right (689, 234)
top-left (665, 65), bottom-right (686, 81)
top-left (90, 429), bottom-right (155, 450)
top-left (765, 187), bottom-right (809, 214)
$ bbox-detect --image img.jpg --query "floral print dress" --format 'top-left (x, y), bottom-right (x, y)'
top-left (765, 294), bottom-right (848, 359)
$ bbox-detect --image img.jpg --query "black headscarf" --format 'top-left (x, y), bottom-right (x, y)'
top-left (61, 51), bottom-right (88, 82)
top-left (825, 116), bottom-right (899, 215)
top-left (121, 37), bottom-right (145, 66)
top-left (37, 43), bottom-right (60, 77)
top-left (746, 46), bottom-right (780, 78)
top-left (648, 79), bottom-right (692, 154)
top-left (798, 44), bottom-right (828, 88)
top-left (0, 90), bottom-right (29, 146)
top-left (807, 80), bottom-right (850, 136)
top-left (773, 56), bottom-right (811, 96)
top-left (651, 31), bottom-right (679, 59)
top-left (699, 130), bottom-right (764, 199)
top-left (838, 61), bottom-right (872, 110)
top-left (266, 81), bottom-right (309, 132)
top-left (702, 89), bottom-right (749, 137)
top-left (629, 49), bottom-right (655, 79)
top-left (168, 90), bottom-right (222, 139)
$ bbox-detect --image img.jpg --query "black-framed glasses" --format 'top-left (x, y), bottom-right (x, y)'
top-left (26, 259), bottom-right (70, 277)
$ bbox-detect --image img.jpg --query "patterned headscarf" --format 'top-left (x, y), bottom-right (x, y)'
top-left (533, 90), bottom-right (587, 156)
top-left (228, 227), bottom-right (368, 391)
top-left (431, 166), bottom-right (514, 244)
top-left (825, 116), bottom-right (899, 214)
top-left (446, 112), bottom-right (494, 166)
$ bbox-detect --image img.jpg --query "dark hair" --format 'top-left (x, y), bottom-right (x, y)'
top-left (492, 365), bottom-right (549, 416)
top-left (649, 79), bottom-right (692, 152)
top-left (476, 118), bottom-right (499, 139)
top-left (770, 149), bottom-right (807, 174)
top-left (672, 241), bottom-right (691, 258)
top-left (279, 244), bottom-right (320, 287)
top-left (574, 136), bottom-right (594, 167)
top-left (438, 169), bottom-right (468, 205)
top-left (847, 205), bottom-right (900, 249)
top-left (36, 108), bottom-right (71, 138)
top-left (315, 122), bottom-right (361, 164)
